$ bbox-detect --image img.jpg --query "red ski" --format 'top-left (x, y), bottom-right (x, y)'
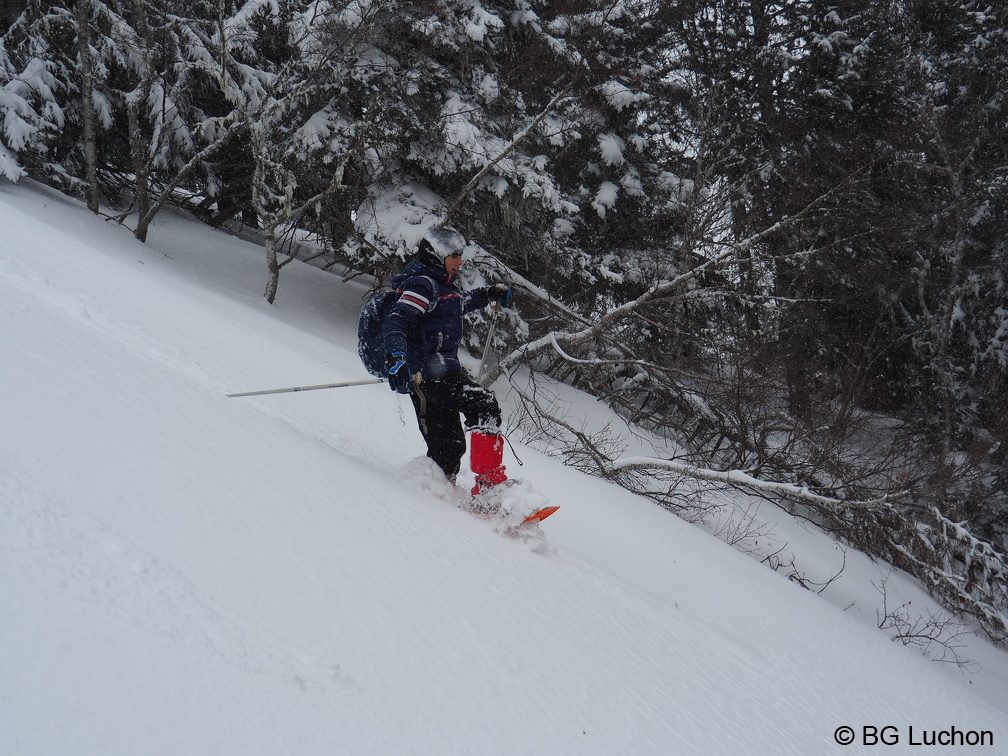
top-left (520, 505), bottom-right (560, 525)
top-left (465, 484), bottom-right (558, 528)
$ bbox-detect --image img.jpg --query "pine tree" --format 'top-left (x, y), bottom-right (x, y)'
top-left (0, 0), bottom-right (78, 184)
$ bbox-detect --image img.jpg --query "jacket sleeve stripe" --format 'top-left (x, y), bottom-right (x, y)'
top-left (398, 292), bottom-right (430, 312)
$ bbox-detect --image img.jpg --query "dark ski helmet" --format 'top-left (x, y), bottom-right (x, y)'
top-left (417, 227), bottom-right (466, 268)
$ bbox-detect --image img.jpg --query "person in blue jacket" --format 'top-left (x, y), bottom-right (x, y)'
top-left (382, 227), bottom-right (512, 495)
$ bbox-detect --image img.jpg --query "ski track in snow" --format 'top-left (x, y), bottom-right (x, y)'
top-left (0, 245), bottom-right (219, 394)
top-left (0, 213), bottom-right (387, 480)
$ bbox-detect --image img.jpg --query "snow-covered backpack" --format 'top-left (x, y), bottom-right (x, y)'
top-left (357, 290), bottom-right (398, 377)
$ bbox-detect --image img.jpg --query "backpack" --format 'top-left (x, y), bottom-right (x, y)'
top-left (357, 290), bottom-right (398, 377)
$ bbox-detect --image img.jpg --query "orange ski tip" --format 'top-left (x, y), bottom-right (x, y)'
top-left (521, 505), bottom-right (560, 524)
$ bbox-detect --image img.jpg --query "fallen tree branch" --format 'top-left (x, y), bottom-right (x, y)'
top-left (606, 456), bottom-right (913, 509)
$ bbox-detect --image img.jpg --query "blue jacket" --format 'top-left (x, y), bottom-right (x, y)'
top-left (382, 257), bottom-right (492, 380)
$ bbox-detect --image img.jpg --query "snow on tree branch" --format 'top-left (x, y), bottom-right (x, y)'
top-left (606, 456), bottom-right (912, 510)
top-left (439, 85), bottom-right (573, 225)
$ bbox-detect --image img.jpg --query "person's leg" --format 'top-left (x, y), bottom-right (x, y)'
top-left (458, 378), bottom-right (507, 494)
top-left (410, 376), bottom-right (467, 479)
top-left (459, 380), bottom-right (502, 433)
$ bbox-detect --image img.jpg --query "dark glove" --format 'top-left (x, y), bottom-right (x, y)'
top-left (487, 284), bottom-right (512, 308)
top-left (385, 351), bottom-right (410, 394)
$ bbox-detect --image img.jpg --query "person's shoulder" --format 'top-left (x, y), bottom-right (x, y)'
top-left (399, 259), bottom-right (441, 285)
top-left (394, 270), bottom-right (433, 290)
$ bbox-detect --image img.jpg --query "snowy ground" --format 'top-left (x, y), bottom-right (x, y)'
top-left (2, 180), bottom-right (1007, 755)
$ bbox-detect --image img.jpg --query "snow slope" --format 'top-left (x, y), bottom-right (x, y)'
top-left (2, 180), bottom-right (1006, 755)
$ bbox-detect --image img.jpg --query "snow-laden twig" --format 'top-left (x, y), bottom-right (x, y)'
top-left (606, 456), bottom-right (912, 509)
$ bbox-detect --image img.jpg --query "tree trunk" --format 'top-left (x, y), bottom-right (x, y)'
top-left (263, 225), bottom-right (280, 304)
top-left (129, 97), bottom-right (152, 242)
top-left (129, 0), bottom-right (153, 240)
top-left (75, 0), bottom-right (98, 213)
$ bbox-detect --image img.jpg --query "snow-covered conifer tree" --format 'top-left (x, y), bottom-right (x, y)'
top-left (0, 2), bottom-right (76, 184)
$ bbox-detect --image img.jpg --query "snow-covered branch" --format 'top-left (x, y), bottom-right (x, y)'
top-left (497, 187), bottom-right (831, 373)
top-left (132, 115), bottom-right (239, 241)
top-left (606, 456), bottom-right (911, 510)
top-left (440, 85), bottom-right (573, 225)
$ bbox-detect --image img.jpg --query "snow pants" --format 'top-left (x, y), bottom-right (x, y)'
top-left (409, 372), bottom-right (502, 479)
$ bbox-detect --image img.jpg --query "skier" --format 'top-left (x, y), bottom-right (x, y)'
top-left (382, 227), bottom-right (513, 498)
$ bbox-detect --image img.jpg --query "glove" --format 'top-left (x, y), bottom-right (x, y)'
top-left (385, 351), bottom-right (410, 394)
top-left (487, 284), bottom-right (512, 308)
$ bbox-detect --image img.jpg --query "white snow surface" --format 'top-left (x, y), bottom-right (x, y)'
top-left (2, 180), bottom-right (1007, 755)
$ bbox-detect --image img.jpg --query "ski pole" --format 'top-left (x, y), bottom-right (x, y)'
top-left (476, 303), bottom-right (502, 384)
top-left (227, 377), bottom-right (385, 398)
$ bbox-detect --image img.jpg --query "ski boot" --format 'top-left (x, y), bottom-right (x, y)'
top-left (469, 430), bottom-right (508, 497)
